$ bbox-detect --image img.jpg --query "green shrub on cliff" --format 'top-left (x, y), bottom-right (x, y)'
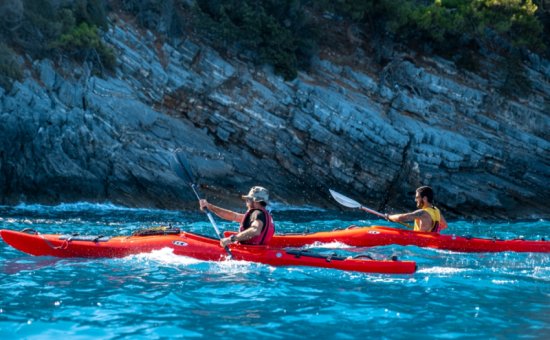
top-left (194, 0), bottom-right (318, 80)
top-left (321, 0), bottom-right (545, 54)
top-left (1, 0), bottom-right (545, 83)
top-left (190, 0), bottom-right (545, 79)
top-left (0, 0), bottom-right (114, 74)
top-left (56, 22), bottom-right (116, 73)
top-left (316, 0), bottom-right (543, 94)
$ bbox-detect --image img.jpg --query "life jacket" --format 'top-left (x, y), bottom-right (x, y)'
top-left (239, 207), bottom-right (275, 245)
top-left (414, 206), bottom-right (441, 233)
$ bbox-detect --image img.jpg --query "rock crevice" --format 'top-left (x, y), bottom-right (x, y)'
top-left (0, 18), bottom-right (548, 219)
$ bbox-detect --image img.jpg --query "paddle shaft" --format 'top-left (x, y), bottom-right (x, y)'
top-left (189, 184), bottom-right (224, 239)
top-left (191, 185), bottom-right (233, 258)
top-left (172, 153), bottom-right (233, 258)
top-left (329, 189), bottom-right (413, 229)
top-left (359, 206), bottom-right (387, 219)
top-left (359, 206), bottom-right (413, 229)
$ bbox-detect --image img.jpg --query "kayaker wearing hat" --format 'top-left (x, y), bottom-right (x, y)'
top-left (387, 186), bottom-right (448, 232)
top-left (199, 186), bottom-right (275, 247)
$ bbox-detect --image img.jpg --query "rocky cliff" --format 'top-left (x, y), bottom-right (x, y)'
top-left (1, 16), bottom-right (549, 219)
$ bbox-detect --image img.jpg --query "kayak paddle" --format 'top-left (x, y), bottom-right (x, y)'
top-left (171, 151), bottom-right (233, 258)
top-left (329, 189), bottom-right (413, 229)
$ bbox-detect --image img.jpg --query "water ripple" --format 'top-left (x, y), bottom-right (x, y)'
top-left (0, 205), bottom-right (548, 338)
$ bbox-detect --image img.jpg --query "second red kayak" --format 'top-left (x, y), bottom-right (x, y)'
top-left (226, 225), bottom-right (549, 252)
top-left (0, 229), bottom-right (416, 274)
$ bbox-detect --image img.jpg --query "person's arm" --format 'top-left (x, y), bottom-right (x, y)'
top-left (389, 209), bottom-right (433, 231)
top-left (388, 209), bottom-right (425, 223)
top-left (220, 219), bottom-right (264, 247)
top-left (199, 199), bottom-right (244, 222)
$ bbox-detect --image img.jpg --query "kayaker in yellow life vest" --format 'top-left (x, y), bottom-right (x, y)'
top-left (388, 186), bottom-right (448, 233)
top-left (199, 186), bottom-right (275, 247)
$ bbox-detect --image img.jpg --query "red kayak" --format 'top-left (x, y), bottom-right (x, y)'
top-left (226, 226), bottom-right (550, 253)
top-left (0, 229), bottom-right (416, 275)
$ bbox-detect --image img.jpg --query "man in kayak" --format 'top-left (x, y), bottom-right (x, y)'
top-left (387, 186), bottom-right (448, 232)
top-left (199, 186), bottom-right (275, 247)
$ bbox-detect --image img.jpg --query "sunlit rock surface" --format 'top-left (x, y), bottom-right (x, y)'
top-left (1, 18), bottom-right (548, 219)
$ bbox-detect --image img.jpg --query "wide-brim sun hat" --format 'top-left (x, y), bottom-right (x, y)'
top-left (242, 186), bottom-right (269, 203)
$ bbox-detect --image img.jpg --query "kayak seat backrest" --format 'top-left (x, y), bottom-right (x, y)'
top-left (21, 228), bottom-right (39, 234)
top-left (346, 225), bottom-right (361, 229)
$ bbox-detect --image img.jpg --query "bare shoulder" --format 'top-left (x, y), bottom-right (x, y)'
top-left (411, 209), bottom-right (427, 217)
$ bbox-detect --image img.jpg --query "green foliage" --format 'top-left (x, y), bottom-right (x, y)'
top-left (2, 0), bottom-right (543, 83)
top-left (59, 22), bottom-right (102, 51)
top-left (119, 0), bottom-right (186, 37)
top-left (16, 0), bottom-right (64, 56)
top-left (0, 0), bottom-right (114, 74)
top-left (314, 0), bottom-right (376, 21)
top-left (311, 0), bottom-right (544, 91)
top-left (119, 0), bottom-right (546, 81)
top-left (469, 0), bottom-right (544, 50)
top-left (538, 5), bottom-right (550, 56)
top-left (194, 0), bottom-right (318, 80)
top-left (56, 22), bottom-right (116, 72)
top-left (0, 43), bottom-right (23, 91)
top-left (74, 0), bottom-right (109, 30)
top-left (322, 0), bottom-right (545, 55)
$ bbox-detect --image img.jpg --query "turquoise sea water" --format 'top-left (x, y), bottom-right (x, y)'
top-left (0, 203), bottom-right (548, 339)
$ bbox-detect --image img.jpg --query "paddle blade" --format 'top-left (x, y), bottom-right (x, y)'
top-left (171, 151), bottom-right (196, 184)
top-left (329, 189), bottom-right (362, 209)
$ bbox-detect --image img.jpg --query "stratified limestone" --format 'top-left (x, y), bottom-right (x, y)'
top-left (0, 18), bottom-right (548, 219)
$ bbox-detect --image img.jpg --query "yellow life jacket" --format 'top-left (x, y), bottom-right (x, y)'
top-left (414, 206), bottom-right (441, 232)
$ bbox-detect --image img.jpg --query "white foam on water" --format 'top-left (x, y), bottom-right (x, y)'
top-left (417, 266), bottom-right (470, 274)
top-left (366, 277), bottom-right (413, 284)
top-left (491, 279), bottom-right (518, 285)
top-left (527, 266), bottom-right (550, 281)
top-left (303, 241), bottom-right (353, 249)
top-left (7, 202), bottom-right (172, 214)
top-left (125, 248), bottom-right (266, 274)
top-left (215, 259), bottom-right (262, 274)
top-left (127, 248), bottom-right (203, 266)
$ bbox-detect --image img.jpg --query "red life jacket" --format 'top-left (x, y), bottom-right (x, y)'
top-left (239, 207), bottom-right (275, 245)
